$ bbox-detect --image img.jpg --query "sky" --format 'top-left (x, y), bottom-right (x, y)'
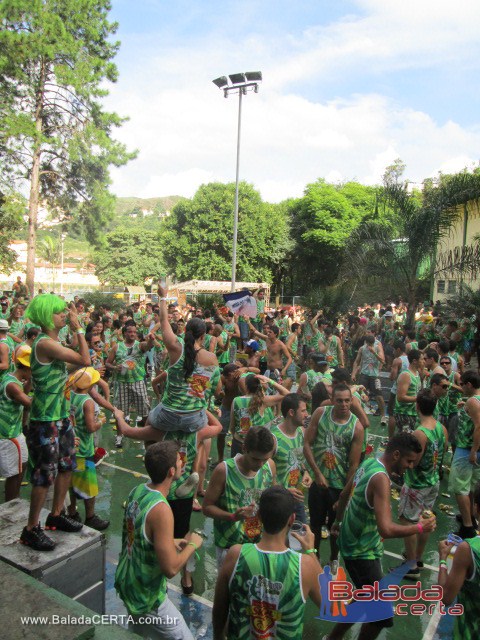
top-left (105, 0), bottom-right (480, 203)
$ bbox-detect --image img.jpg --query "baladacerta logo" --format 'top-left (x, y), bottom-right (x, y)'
top-left (317, 563), bottom-right (463, 623)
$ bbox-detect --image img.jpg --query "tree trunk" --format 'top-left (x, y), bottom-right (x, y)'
top-left (26, 60), bottom-right (46, 297)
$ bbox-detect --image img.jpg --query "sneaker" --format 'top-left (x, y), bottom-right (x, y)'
top-left (135, 416), bottom-right (143, 424)
top-left (68, 511), bottom-right (82, 523)
top-left (175, 472), bottom-right (200, 498)
top-left (403, 565), bottom-right (421, 580)
top-left (20, 524), bottom-right (56, 551)
top-left (330, 559), bottom-right (339, 577)
top-left (380, 416), bottom-right (387, 425)
top-left (456, 514), bottom-right (478, 528)
top-left (115, 434), bottom-right (123, 448)
top-left (45, 512), bottom-right (83, 532)
top-left (402, 552), bottom-right (423, 569)
top-left (85, 514), bottom-right (110, 531)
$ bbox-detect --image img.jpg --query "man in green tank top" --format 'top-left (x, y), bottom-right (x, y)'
top-left (0, 319), bottom-right (15, 378)
top-left (352, 334), bottom-right (387, 425)
top-left (203, 426), bottom-right (276, 568)
top-left (213, 486), bottom-right (321, 640)
top-left (20, 295), bottom-right (91, 552)
top-left (398, 389), bottom-right (448, 578)
top-left (106, 323), bottom-right (154, 447)
top-left (271, 394), bottom-right (311, 523)
top-left (329, 433), bottom-right (436, 640)
top-left (115, 440), bottom-right (203, 639)
top-left (304, 383), bottom-right (364, 565)
top-left (394, 349), bottom-right (424, 433)
top-left (449, 370), bottom-right (480, 539)
top-left (439, 480), bottom-right (480, 640)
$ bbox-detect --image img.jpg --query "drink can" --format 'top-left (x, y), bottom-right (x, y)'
top-left (422, 510), bottom-right (435, 519)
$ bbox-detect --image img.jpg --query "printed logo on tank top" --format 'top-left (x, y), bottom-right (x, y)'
top-left (126, 500), bottom-right (140, 557)
top-left (246, 575), bottom-right (283, 638)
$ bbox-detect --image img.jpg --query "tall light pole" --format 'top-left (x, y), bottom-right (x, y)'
top-left (212, 72), bottom-right (262, 292)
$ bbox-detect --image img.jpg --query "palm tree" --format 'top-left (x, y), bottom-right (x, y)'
top-left (37, 235), bottom-right (61, 289)
top-left (342, 169), bottom-right (480, 325)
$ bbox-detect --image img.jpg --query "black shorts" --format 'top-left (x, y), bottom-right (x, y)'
top-left (343, 557), bottom-right (394, 628)
top-left (387, 392), bottom-right (396, 416)
top-left (308, 482), bottom-right (341, 531)
top-left (167, 497), bottom-right (193, 538)
top-left (358, 374), bottom-right (382, 399)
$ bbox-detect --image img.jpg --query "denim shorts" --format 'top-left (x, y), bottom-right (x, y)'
top-left (220, 408), bottom-right (231, 435)
top-left (148, 404), bottom-right (207, 433)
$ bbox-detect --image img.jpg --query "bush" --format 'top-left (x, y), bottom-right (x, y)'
top-left (82, 291), bottom-right (125, 312)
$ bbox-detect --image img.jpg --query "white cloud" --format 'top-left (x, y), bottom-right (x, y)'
top-left (104, 1), bottom-right (480, 203)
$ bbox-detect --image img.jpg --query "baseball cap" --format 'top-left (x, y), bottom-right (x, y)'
top-left (384, 311), bottom-right (393, 317)
top-left (68, 367), bottom-right (101, 390)
top-left (0, 319), bottom-right (9, 330)
top-left (311, 354), bottom-right (328, 366)
top-left (244, 339), bottom-right (259, 352)
top-left (15, 345), bottom-right (31, 367)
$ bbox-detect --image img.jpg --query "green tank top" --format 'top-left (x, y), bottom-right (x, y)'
top-left (405, 422), bottom-right (445, 488)
top-left (456, 396), bottom-right (480, 449)
top-left (228, 544), bottom-right (305, 640)
top-left (339, 457), bottom-right (388, 560)
top-left (114, 341), bottom-right (145, 383)
top-left (305, 369), bottom-right (323, 392)
top-left (394, 370), bottom-right (421, 416)
top-left (162, 347), bottom-right (220, 412)
top-left (313, 406), bottom-right (357, 489)
top-left (214, 456), bottom-right (273, 548)
top-left (153, 328), bottom-right (165, 353)
top-left (447, 372), bottom-right (462, 416)
top-left (9, 319), bottom-right (24, 337)
top-left (115, 484), bottom-right (168, 614)
top-left (69, 391), bottom-right (94, 458)
top-left (0, 336), bottom-right (15, 377)
top-left (0, 373), bottom-right (23, 438)
top-left (271, 425), bottom-right (304, 488)
top-left (360, 342), bottom-right (381, 377)
top-left (325, 335), bottom-right (340, 366)
top-left (30, 334), bottom-right (69, 421)
top-left (455, 536), bottom-right (480, 640)
top-left (232, 396), bottom-right (275, 441)
top-left (217, 330), bottom-right (229, 364)
top-left (163, 431), bottom-right (198, 499)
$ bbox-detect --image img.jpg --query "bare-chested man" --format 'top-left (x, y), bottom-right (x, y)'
top-left (247, 320), bottom-right (292, 382)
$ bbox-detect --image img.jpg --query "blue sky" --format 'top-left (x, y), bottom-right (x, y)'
top-left (105, 0), bottom-right (480, 202)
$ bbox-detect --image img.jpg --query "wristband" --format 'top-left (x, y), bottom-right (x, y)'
top-left (76, 328), bottom-right (85, 335)
top-left (305, 548), bottom-right (317, 554)
top-left (159, 297), bottom-right (167, 301)
top-left (439, 560), bottom-right (448, 568)
top-left (187, 541), bottom-right (200, 561)
top-left (417, 522), bottom-right (424, 534)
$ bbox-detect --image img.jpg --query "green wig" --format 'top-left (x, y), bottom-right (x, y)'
top-left (25, 294), bottom-right (67, 330)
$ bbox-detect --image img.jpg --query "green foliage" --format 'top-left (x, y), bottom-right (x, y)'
top-left (0, 0), bottom-right (136, 291)
top-left (300, 283), bottom-right (354, 319)
top-left (160, 182), bottom-right (289, 283)
top-left (0, 191), bottom-right (24, 272)
top-left (37, 235), bottom-right (60, 267)
top-left (289, 179), bottom-right (380, 291)
top-left (94, 228), bottom-right (165, 286)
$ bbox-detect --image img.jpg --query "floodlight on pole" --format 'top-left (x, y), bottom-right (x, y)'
top-left (212, 71), bottom-right (262, 292)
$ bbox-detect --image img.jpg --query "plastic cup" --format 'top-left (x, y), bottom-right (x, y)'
top-left (288, 521), bottom-right (305, 551)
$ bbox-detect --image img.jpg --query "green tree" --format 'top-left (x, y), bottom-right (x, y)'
top-left (94, 228), bottom-right (165, 286)
top-left (342, 169), bottom-right (480, 324)
top-left (160, 182), bottom-right (289, 283)
top-left (289, 179), bottom-right (379, 291)
top-left (37, 234), bottom-right (60, 288)
top-left (0, 192), bottom-right (24, 273)
top-left (0, 0), bottom-right (136, 295)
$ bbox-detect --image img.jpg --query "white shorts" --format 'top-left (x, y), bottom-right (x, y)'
top-left (0, 434), bottom-right (27, 478)
top-left (398, 482), bottom-right (439, 522)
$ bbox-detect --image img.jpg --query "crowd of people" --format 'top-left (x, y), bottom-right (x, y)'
top-left (0, 278), bottom-right (479, 639)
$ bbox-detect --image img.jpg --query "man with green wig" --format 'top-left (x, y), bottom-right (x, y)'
top-left (20, 294), bottom-right (91, 551)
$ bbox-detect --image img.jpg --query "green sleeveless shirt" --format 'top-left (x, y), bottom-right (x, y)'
top-left (30, 334), bottom-right (69, 421)
top-left (163, 430), bottom-right (198, 500)
top-left (394, 370), bottom-right (421, 416)
top-left (70, 391), bottom-right (94, 458)
top-left (271, 424), bottom-right (304, 488)
top-left (0, 336), bottom-right (15, 377)
top-left (114, 341), bottom-right (145, 383)
top-left (162, 346), bottom-right (220, 412)
top-left (339, 457), bottom-right (388, 560)
top-left (115, 484), bottom-right (169, 615)
top-left (456, 396), bottom-right (480, 449)
top-left (228, 544), bottom-right (305, 640)
top-left (405, 421), bottom-right (445, 488)
top-left (455, 536), bottom-right (480, 640)
top-left (0, 373), bottom-right (23, 439)
top-left (214, 456), bottom-right (273, 548)
top-left (313, 406), bottom-right (357, 489)
top-left (232, 396), bottom-right (275, 442)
